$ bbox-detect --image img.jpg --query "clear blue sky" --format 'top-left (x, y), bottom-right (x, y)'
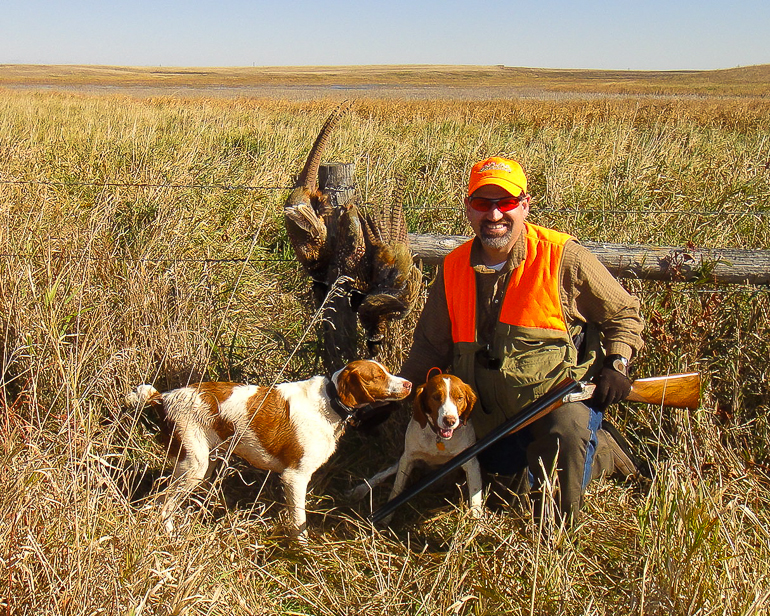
top-left (2, 0), bottom-right (769, 71)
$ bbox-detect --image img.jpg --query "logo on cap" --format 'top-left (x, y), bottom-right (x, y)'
top-left (479, 161), bottom-right (512, 174)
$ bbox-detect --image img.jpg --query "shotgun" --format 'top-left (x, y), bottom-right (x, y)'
top-left (369, 372), bottom-right (700, 524)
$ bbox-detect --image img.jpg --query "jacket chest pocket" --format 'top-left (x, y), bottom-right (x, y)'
top-left (498, 338), bottom-right (569, 386)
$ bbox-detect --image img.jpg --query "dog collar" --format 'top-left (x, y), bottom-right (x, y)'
top-left (325, 379), bottom-right (358, 424)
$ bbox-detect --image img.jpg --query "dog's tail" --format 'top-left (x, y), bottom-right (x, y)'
top-left (125, 384), bottom-right (176, 449)
top-left (125, 384), bottom-right (162, 408)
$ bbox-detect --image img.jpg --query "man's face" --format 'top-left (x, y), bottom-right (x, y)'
top-left (464, 184), bottom-right (530, 257)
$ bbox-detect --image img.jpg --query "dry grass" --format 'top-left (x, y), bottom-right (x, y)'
top-left (0, 89), bottom-right (769, 615)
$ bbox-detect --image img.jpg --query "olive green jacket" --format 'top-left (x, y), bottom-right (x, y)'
top-left (400, 232), bottom-right (645, 437)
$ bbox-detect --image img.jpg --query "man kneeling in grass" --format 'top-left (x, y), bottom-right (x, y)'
top-left (398, 157), bottom-right (645, 525)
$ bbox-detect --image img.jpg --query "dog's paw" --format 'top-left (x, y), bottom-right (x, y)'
top-left (468, 504), bottom-right (484, 520)
top-left (293, 530), bottom-right (309, 546)
top-left (346, 483), bottom-right (371, 502)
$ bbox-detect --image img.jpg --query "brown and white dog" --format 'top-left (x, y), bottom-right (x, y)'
top-left (126, 360), bottom-right (411, 540)
top-left (349, 373), bottom-right (482, 525)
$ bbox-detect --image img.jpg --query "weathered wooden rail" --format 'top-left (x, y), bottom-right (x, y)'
top-left (317, 163), bottom-right (768, 286)
top-left (408, 233), bottom-right (770, 285)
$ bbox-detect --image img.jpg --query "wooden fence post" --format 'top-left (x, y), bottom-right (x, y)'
top-left (319, 162), bottom-right (356, 208)
top-left (318, 162), bottom-right (359, 372)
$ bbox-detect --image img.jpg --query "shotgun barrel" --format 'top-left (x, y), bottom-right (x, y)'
top-left (368, 372), bottom-right (701, 524)
top-left (369, 378), bottom-right (584, 524)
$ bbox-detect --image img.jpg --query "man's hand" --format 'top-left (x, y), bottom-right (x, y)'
top-left (592, 356), bottom-right (632, 409)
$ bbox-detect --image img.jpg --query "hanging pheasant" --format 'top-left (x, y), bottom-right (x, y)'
top-left (357, 183), bottom-right (421, 356)
top-left (283, 102), bottom-right (350, 307)
top-left (283, 103), bottom-right (421, 360)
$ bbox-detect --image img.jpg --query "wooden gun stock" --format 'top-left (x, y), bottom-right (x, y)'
top-left (625, 373), bottom-right (701, 409)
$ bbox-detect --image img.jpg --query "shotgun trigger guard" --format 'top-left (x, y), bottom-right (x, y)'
top-left (563, 381), bottom-right (596, 403)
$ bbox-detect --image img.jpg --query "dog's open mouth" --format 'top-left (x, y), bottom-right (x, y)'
top-left (438, 427), bottom-right (454, 440)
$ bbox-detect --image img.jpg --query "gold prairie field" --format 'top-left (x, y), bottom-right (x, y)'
top-left (1, 65), bottom-right (769, 615)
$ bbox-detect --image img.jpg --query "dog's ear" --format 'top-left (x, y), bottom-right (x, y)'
top-left (459, 382), bottom-right (478, 424)
top-left (336, 366), bottom-right (376, 407)
top-left (412, 383), bottom-right (429, 429)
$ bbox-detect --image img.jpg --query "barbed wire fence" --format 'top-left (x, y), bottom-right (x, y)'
top-left (1, 173), bottom-right (767, 430)
top-left (1, 176), bottom-right (767, 296)
top-left (3, 177), bottom-right (770, 216)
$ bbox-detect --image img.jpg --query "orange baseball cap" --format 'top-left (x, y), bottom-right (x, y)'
top-left (467, 157), bottom-right (527, 197)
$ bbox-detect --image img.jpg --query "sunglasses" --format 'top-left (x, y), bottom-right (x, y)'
top-left (467, 195), bottom-right (526, 213)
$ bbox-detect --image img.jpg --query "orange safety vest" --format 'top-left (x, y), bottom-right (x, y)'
top-left (444, 223), bottom-right (573, 342)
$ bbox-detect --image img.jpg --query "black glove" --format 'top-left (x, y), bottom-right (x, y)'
top-left (592, 357), bottom-right (632, 410)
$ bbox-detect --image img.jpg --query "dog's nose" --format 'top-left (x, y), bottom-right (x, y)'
top-left (442, 415), bottom-right (459, 429)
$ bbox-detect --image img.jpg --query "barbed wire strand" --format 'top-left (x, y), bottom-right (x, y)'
top-left (1, 177), bottom-right (766, 296)
top-left (0, 178), bottom-right (286, 191)
top-left (0, 253), bottom-right (285, 263)
top-left (1, 177), bottom-right (768, 217)
top-left (1, 251), bottom-right (762, 296)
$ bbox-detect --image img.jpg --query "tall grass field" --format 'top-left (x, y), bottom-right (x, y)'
top-left (1, 86), bottom-right (769, 615)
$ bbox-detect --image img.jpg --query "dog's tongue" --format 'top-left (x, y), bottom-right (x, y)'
top-left (439, 427), bottom-right (454, 440)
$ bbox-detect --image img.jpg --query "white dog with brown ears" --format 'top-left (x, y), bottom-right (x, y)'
top-left (126, 360), bottom-right (412, 541)
top-left (350, 372), bottom-right (483, 525)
